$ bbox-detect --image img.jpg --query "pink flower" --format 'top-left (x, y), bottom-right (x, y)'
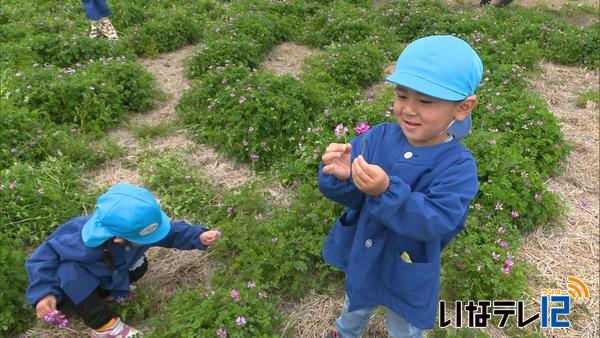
top-left (236, 316), bottom-right (247, 326)
top-left (354, 122), bottom-right (370, 135)
top-left (498, 240), bottom-right (508, 249)
top-left (247, 281), bottom-right (256, 289)
top-left (248, 127), bottom-right (254, 133)
top-left (497, 226), bottom-right (505, 235)
top-left (207, 102), bottom-right (216, 110)
top-left (495, 202), bottom-right (503, 211)
top-left (502, 266), bottom-right (511, 275)
top-left (511, 210), bottom-right (519, 218)
top-left (216, 328), bottom-right (228, 337)
top-left (505, 257), bottom-right (514, 268)
top-left (43, 310), bottom-right (69, 328)
top-left (70, 128), bottom-right (77, 134)
top-left (534, 193), bottom-right (542, 202)
top-left (9, 180), bottom-right (17, 190)
top-left (489, 139), bottom-right (497, 145)
top-left (239, 96), bottom-right (246, 104)
top-left (10, 147), bottom-right (17, 154)
top-left (577, 200), bottom-right (589, 209)
top-left (334, 123), bottom-right (348, 138)
top-left (250, 154), bottom-right (259, 162)
top-left (230, 289), bottom-right (240, 299)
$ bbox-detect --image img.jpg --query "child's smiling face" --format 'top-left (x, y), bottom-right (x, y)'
top-left (393, 86), bottom-right (475, 147)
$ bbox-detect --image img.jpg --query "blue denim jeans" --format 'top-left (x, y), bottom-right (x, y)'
top-left (336, 294), bottom-right (422, 338)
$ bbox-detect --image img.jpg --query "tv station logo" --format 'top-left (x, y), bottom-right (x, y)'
top-left (439, 276), bottom-right (590, 329)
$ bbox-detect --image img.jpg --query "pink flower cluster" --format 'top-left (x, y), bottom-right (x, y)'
top-left (43, 310), bottom-right (69, 328)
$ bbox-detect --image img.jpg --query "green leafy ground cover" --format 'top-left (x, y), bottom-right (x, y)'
top-left (1, 0), bottom-right (598, 336)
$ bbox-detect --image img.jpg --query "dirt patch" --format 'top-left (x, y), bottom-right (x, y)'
top-left (362, 62), bottom-right (396, 101)
top-left (134, 45), bottom-right (197, 126)
top-left (522, 61), bottom-right (599, 337)
top-left (143, 246), bottom-right (219, 295)
top-left (261, 42), bottom-right (317, 78)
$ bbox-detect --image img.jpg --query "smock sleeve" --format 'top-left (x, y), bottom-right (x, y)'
top-left (153, 220), bottom-right (208, 250)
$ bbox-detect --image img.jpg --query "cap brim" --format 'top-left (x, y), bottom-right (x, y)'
top-left (386, 73), bottom-right (466, 101)
top-left (81, 211), bottom-right (171, 247)
top-left (127, 211), bottom-right (171, 245)
top-left (82, 212), bottom-right (114, 248)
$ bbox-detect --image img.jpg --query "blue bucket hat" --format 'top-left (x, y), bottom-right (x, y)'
top-left (386, 35), bottom-right (483, 139)
top-left (82, 183), bottom-right (171, 247)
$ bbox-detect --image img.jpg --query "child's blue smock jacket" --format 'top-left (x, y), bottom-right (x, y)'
top-left (26, 216), bottom-right (208, 306)
top-left (318, 122), bottom-right (478, 329)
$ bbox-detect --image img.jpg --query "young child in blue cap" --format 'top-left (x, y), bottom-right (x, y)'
top-left (26, 183), bottom-right (221, 337)
top-left (319, 35), bottom-right (483, 337)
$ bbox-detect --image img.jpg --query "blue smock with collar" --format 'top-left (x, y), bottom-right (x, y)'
top-left (318, 122), bottom-right (478, 329)
top-left (25, 216), bottom-right (208, 306)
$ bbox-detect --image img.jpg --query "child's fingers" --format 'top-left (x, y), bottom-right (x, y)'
top-left (352, 158), bottom-right (374, 185)
top-left (322, 164), bottom-right (335, 174)
top-left (321, 151), bottom-right (342, 163)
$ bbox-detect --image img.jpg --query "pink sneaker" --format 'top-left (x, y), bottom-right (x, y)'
top-left (90, 317), bottom-right (141, 337)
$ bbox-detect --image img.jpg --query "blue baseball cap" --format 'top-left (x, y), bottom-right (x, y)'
top-left (386, 35), bottom-right (483, 139)
top-left (82, 183), bottom-right (171, 247)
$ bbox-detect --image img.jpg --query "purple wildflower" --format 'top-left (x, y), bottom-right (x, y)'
top-left (489, 139), bottom-right (497, 145)
top-left (495, 202), bottom-right (503, 211)
top-left (207, 102), bottom-right (216, 110)
top-left (498, 240), bottom-right (509, 249)
top-left (511, 210), bottom-right (520, 218)
top-left (115, 292), bottom-right (134, 304)
top-left (43, 311), bottom-right (69, 328)
top-left (505, 257), bottom-right (514, 268)
top-left (216, 328), bottom-right (228, 337)
top-left (247, 281), bottom-right (256, 289)
top-left (497, 227), bottom-right (506, 235)
top-left (249, 153), bottom-right (259, 162)
top-left (248, 127), bottom-right (254, 133)
top-left (10, 147), bottom-right (17, 154)
top-left (236, 316), bottom-right (247, 326)
top-left (239, 96), bottom-right (246, 104)
top-left (230, 289), bottom-right (240, 299)
top-left (9, 181), bottom-right (17, 190)
top-left (577, 200), bottom-right (589, 209)
top-left (502, 266), bottom-right (511, 275)
top-left (534, 193), bottom-right (542, 203)
top-left (334, 123), bottom-right (348, 138)
top-left (354, 122), bottom-right (370, 135)
top-left (70, 128), bottom-right (77, 134)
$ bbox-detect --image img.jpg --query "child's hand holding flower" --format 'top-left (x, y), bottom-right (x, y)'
top-left (200, 230), bottom-right (222, 246)
top-left (322, 143), bottom-right (352, 180)
top-left (35, 294), bottom-right (57, 320)
top-left (351, 155), bottom-right (389, 196)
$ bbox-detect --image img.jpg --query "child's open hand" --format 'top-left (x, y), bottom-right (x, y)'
top-left (200, 230), bottom-right (222, 246)
top-left (322, 143), bottom-right (352, 180)
top-left (352, 155), bottom-right (390, 196)
top-left (35, 294), bottom-right (57, 320)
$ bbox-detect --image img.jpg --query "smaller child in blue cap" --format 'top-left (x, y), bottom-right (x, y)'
top-left (319, 35), bottom-right (483, 337)
top-left (25, 183), bottom-right (221, 337)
